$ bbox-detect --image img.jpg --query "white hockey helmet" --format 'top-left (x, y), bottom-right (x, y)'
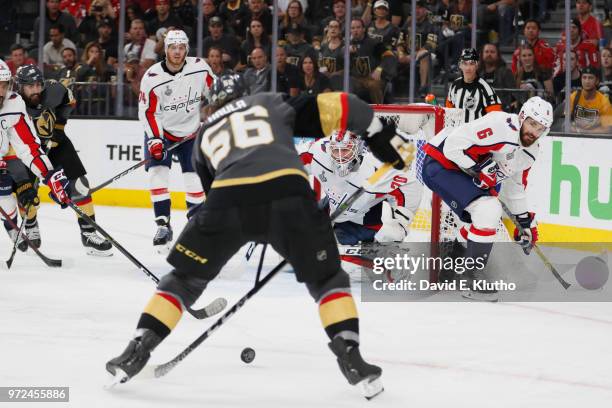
top-left (0, 59), bottom-right (12, 109)
top-left (164, 29), bottom-right (190, 55)
top-left (518, 96), bottom-right (553, 137)
top-left (328, 130), bottom-right (364, 177)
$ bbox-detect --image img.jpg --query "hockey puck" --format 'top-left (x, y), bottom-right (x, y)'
top-left (240, 347), bottom-right (256, 364)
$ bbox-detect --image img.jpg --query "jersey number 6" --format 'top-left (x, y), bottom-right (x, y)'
top-left (476, 127), bottom-right (493, 139)
top-left (200, 106), bottom-right (274, 168)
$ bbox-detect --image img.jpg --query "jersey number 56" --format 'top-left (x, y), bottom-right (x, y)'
top-left (200, 106), bottom-right (274, 168)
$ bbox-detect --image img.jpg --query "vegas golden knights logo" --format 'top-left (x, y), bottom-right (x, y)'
top-left (286, 55), bottom-right (300, 66)
top-left (320, 57), bottom-right (337, 73)
top-left (35, 109), bottom-right (57, 139)
top-left (353, 56), bottom-right (371, 76)
top-left (450, 15), bottom-right (464, 31)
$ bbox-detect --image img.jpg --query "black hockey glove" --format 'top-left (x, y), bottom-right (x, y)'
top-left (364, 118), bottom-right (414, 170)
top-left (15, 180), bottom-right (40, 208)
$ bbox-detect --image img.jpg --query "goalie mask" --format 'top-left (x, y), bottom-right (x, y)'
top-left (328, 130), bottom-right (364, 177)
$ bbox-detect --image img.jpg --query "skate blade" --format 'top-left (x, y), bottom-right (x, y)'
top-left (358, 375), bottom-right (384, 400)
top-left (461, 290), bottom-right (499, 303)
top-left (154, 243), bottom-right (172, 255)
top-left (104, 368), bottom-right (129, 389)
top-left (86, 248), bottom-right (114, 257)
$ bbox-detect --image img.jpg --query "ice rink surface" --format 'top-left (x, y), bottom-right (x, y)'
top-left (1, 204), bottom-right (611, 408)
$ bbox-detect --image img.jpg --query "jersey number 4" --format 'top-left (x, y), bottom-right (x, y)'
top-left (476, 127), bottom-right (493, 139)
top-left (200, 106), bottom-right (274, 168)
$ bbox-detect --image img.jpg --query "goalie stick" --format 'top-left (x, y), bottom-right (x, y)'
top-left (0, 206), bottom-right (62, 268)
top-left (138, 160), bottom-right (409, 381)
top-left (88, 135), bottom-right (196, 195)
top-left (67, 202), bottom-right (227, 318)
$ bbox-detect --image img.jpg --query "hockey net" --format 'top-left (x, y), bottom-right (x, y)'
top-left (372, 104), bottom-right (511, 246)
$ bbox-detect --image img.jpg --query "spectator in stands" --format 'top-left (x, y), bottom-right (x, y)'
top-left (171, 0), bottom-right (196, 27)
top-left (203, 16), bottom-right (242, 69)
top-left (349, 17), bottom-right (396, 104)
top-left (78, 0), bottom-right (116, 47)
top-left (446, 0), bottom-right (472, 48)
top-left (207, 46), bottom-right (233, 76)
top-left (367, 0), bottom-right (401, 48)
top-left (362, 0), bottom-right (403, 27)
top-left (124, 19), bottom-right (157, 73)
top-left (552, 50), bottom-right (582, 104)
top-left (240, 19), bottom-right (271, 67)
top-left (278, 0), bottom-right (309, 18)
top-left (397, 0), bottom-right (441, 97)
top-left (321, 0), bottom-right (347, 35)
top-left (96, 18), bottom-right (118, 66)
top-left (219, 0), bottom-right (249, 37)
top-left (125, 3), bottom-right (146, 31)
top-left (554, 18), bottom-right (600, 77)
top-left (76, 42), bottom-right (115, 82)
top-left (34, 0), bottom-right (79, 44)
top-left (56, 46), bottom-right (79, 85)
top-left (148, 0), bottom-right (184, 39)
top-left (319, 19), bottom-right (344, 88)
top-left (511, 19), bottom-right (555, 75)
top-left (479, 43), bottom-right (516, 111)
top-left (275, 46), bottom-right (300, 96)
top-left (481, 0), bottom-right (516, 46)
top-left (297, 55), bottom-right (332, 95)
top-left (43, 24), bottom-right (78, 69)
top-left (280, 1), bottom-right (313, 42)
top-left (243, 47), bottom-right (271, 94)
top-left (284, 23), bottom-right (316, 67)
top-left (568, 66), bottom-right (612, 133)
top-left (240, 0), bottom-right (273, 38)
top-left (514, 44), bottom-right (554, 104)
top-left (196, 0), bottom-right (222, 39)
top-left (599, 47), bottom-right (612, 102)
top-left (575, 0), bottom-right (604, 46)
top-left (6, 44), bottom-right (37, 75)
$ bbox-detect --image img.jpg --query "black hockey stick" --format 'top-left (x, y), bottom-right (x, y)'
top-left (140, 162), bottom-right (401, 380)
top-left (88, 135), bottom-right (196, 195)
top-left (0, 206), bottom-right (62, 268)
top-left (67, 202), bottom-right (227, 319)
top-left (462, 167), bottom-right (570, 289)
top-left (492, 193), bottom-right (571, 290)
top-left (5, 202), bottom-right (33, 269)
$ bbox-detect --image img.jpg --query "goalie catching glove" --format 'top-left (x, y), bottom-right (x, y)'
top-left (364, 117), bottom-right (415, 170)
top-left (513, 212), bottom-right (538, 254)
top-left (374, 207), bottom-right (413, 243)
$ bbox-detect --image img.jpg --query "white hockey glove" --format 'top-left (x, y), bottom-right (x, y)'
top-left (374, 207), bottom-right (413, 243)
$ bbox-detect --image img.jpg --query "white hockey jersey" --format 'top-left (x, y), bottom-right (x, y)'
top-left (423, 110), bottom-right (539, 214)
top-left (0, 92), bottom-right (53, 179)
top-left (300, 138), bottom-right (421, 226)
top-left (138, 57), bottom-right (215, 141)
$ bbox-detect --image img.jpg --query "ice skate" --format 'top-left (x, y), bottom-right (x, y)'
top-left (7, 228), bottom-right (27, 252)
top-left (81, 231), bottom-right (113, 256)
top-left (328, 337), bottom-right (384, 400)
top-left (153, 221), bottom-right (173, 254)
top-left (25, 220), bottom-right (41, 249)
top-left (106, 329), bottom-right (162, 386)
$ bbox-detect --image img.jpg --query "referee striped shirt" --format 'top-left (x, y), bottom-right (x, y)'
top-left (445, 76), bottom-right (503, 122)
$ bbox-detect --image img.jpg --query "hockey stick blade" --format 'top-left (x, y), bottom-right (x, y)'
top-left (185, 297), bottom-right (227, 319)
top-left (0, 206), bottom-right (62, 268)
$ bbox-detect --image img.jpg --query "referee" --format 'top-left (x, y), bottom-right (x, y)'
top-left (446, 48), bottom-right (503, 122)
